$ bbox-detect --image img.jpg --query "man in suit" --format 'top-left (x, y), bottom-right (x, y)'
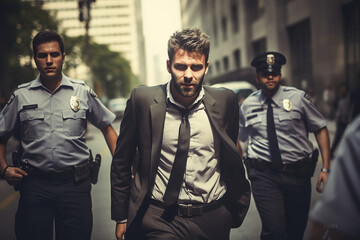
top-left (111, 28), bottom-right (250, 240)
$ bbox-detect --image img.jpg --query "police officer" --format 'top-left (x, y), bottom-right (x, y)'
top-left (0, 30), bottom-right (118, 240)
top-left (238, 52), bottom-right (331, 240)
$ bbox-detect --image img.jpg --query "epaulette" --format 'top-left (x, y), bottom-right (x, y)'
top-left (69, 78), bottom-right (86, 86)
top-left (248, 90), bottom-right (261, 97)
top-left (18, 82), bottom-right (31, 89)
top-left (282, 86), bottom-right (298, 92)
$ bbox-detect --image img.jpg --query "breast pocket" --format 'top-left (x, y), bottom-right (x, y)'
top-left (62, 110), bottom-right (86, 137)
top-left (278, 110), bottom-right (302, 134)
top-left (20, 111), bottom-right (45, 142)
top-left (245, 115), bottom-right (264, 138)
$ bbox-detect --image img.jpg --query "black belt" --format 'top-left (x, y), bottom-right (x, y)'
top-left (23, 161), bottom-right (89, 181)
top-left (246, 158), bottom-right (298, 172)
top-left (149, 197), bottom-right (224, 217)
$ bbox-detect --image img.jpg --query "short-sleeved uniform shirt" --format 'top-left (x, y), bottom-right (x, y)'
top-left (310, 115), bottom-right (360, 236)
top-left (0, 74), bottom-right (115, 172)
top-left (239, 85), bottom-right (327, 163)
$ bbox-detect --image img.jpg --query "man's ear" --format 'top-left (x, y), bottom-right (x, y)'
top-left (166, 60), bottom-right (171, 73)
top-left (204, 61), bottom-right (209, 75)
top-left (255, 74), bottom-right (260, 84)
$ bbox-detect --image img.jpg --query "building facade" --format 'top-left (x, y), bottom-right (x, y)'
top-left (180, 0), bottom-right (360, 116)
top-left (37, 0), bottom-right (146, 85)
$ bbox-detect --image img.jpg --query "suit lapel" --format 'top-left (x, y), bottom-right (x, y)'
top-left (149, 86), bottom-right (167, 179)
top-left (204, 89), bottom-right (239, 158)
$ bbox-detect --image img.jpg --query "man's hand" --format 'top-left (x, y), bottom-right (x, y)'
top-left (3, 166), bottom-right (27, 185)
top-left (316, 171), bottom-right (329, 193)
top-left (115, 222), bottom-right (127, 240)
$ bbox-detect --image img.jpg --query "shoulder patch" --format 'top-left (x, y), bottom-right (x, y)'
top-left (6, 94), bottom-right (15, 105)
top-left (89, 88), bottom-right (98, 98)
top-left (304, 92), bottom-right (312, 102)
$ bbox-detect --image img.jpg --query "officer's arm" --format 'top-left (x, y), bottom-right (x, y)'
top-left (101, 124), bottom-right (118, 156)
top-left (314, 127), bottom-right (331, 192)
top-left (0, 142), bottom-right (27, 184)
top-left (0, 142), bottom-right (7, 175)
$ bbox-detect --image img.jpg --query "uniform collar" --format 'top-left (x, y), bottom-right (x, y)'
top-left (30, 73), bottom-right (74, 90)
top-left (260, 85), bottom-right (283, 107)
top-left (165, 80), bottom-right (205, 109)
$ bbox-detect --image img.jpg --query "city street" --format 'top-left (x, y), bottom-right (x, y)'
top-left (0, 119), bottom-right (335, 240)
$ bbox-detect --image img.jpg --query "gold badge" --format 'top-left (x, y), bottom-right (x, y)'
top-left (70, 96), bottom-right (80, 112)
top-left (266, 54), bottom-right (275, 66)
top-left (283, 99), bottom-right (292, 112)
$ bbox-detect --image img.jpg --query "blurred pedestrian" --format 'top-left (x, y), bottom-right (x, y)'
top-left (111, 28), bottom-right (250, 240)
top-left (330, 82), bottom-right (351, 158)
top-left (350, 73), bottom-right (360, 119)
top-left (308, 115), bottom-right (360, 240)
top-left (0, 30), bottom-right (118, 239)
top-left (322, 84), bottom-right (336, 119)
top-left (238, 52), bottom-right (331, 240)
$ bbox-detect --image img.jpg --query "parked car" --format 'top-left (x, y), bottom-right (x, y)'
top-left (211, 81), bottom-right (257, 105)
top-left (108, 97), bottom-right (127, 119)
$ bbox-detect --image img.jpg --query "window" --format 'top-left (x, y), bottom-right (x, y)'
top-left (222, 16), bottom-right (228, 41)
top-left (223, 56), bottom-right (229, 71)
top-left (231, 1), bottom-right (239, 33)
top-left (233, 49), bottom-right (241, 69)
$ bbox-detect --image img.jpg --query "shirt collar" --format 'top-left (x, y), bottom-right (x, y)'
top-left (166, 81), bottom-right (205, 109)
top-left (29, 73), bottom-right (74, 90)
top-left (260, 85), bottom-right (283, 107)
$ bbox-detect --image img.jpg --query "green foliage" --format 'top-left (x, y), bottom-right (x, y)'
top-left (0, 0), bottom-right (135, 102)
top-left (0, 0), bottom-right (59, 100)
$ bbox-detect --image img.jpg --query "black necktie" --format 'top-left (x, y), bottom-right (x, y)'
top-left (266, 98), bottom-right (283, 168)
top-left (163, 102), bottom-right (198, 207)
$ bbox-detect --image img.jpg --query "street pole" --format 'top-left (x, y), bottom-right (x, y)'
top-left (78, 0), bottom-right (96, 88)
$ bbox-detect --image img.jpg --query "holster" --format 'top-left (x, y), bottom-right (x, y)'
top-left (294, 149), bottom-right (319, 177)
top-left (74, 160), bottom-right (91, 183)
top-left (89, 154), bottom-right (101, 184)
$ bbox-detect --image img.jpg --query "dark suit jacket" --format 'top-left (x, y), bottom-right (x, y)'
top-left (111, 84), bottom-right (250, 229)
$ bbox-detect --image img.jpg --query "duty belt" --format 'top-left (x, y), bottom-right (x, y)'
top-left (149, 197), bottom-right (224, 217)
top-left (23, 161), bottom-right (90, 182)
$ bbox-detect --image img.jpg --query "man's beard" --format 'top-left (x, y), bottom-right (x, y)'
top-left (170, 71), bottom-right (205, 98)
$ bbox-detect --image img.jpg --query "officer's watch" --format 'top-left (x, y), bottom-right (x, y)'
top-left (320, 168), bottom-right (330, 173)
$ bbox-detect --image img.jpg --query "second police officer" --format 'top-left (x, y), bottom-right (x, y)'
top-left (238, 52), bottom-right (331, 240)
top-left (0, 30), bottom-right (118, 240)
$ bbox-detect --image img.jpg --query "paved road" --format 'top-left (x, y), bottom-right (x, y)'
top-left (0, 120), bottom-right (336, 239)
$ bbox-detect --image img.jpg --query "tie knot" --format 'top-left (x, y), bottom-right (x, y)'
top-left (266, 98), bottom-right (273, 105)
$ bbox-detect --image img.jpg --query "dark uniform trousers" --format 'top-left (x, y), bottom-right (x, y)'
top-left (15, 176), bottom-right (92, 240)
top-left (125, 199), bottom-right (233, 240)
top-left (247, 166), bottom-right (311, 240)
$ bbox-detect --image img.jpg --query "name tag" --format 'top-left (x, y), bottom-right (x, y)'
top-left (23, 104), bottom-right (38, 110)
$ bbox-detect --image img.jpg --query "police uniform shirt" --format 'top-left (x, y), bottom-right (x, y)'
top-left (239, 85), bottom-right (327, 163)
top-left (0, 73), bottom-right (115, 171)
top-left (310, 115), bottom-right (360, 237)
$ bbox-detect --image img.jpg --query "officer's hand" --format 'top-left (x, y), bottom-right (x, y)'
top-left (316, 172), bottom-right (329, 193)
top-left (115, 222), bottom-right (127, 240)
top-left (4, 167), bottom-right (27, 185)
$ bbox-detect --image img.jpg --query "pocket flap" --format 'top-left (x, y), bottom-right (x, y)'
top-left (62, 109), bottom-right (86, 120)
top-left (20, 111), bottom-right (45, 121)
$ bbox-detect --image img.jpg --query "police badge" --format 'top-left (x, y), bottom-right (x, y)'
top-left (282, 99), bottom-right (292, 112)
top-left (266, 54), bottom-right (275, 66)
top-left (70, 96), bottom-right (80, 112)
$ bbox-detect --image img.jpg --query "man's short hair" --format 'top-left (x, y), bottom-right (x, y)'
top-left (167, 28), bottom-right (210, 64)
top-left (32, 30), bottom-right (64, 58)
